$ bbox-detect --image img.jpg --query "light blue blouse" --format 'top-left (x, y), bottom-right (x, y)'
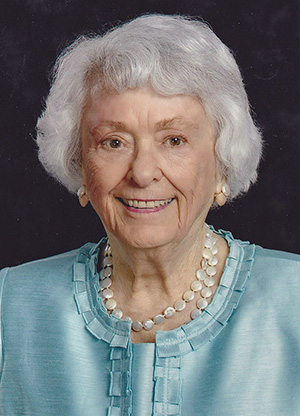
top-left (0, 230), bottom-right (299, 415)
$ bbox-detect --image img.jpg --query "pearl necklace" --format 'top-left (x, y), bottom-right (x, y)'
top-left (98, 225), bottom-right (218, 332)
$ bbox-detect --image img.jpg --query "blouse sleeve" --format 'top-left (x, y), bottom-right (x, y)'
top-left (0, 267), bottom-right (9, 377)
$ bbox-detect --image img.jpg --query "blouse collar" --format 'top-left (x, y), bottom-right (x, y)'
top-left (73, 229), bottom-right (255, 357)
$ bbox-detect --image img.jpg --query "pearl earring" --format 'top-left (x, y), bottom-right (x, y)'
top-left (215, 183), bottom-right (230, 206)
top-left (77, 185), bottom-right (89, 207)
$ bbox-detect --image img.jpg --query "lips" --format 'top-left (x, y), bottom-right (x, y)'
top-left (118, 198), bottom-right (174, 209)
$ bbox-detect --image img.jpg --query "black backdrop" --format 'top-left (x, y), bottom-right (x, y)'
top-left (1, 0), bottom-right (299, 268)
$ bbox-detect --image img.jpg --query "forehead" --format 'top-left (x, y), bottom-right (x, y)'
top-left (82, 85), bottom-right (210, 131)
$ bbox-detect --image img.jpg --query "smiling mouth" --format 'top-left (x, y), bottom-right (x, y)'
top-left (118, 198), bottom-right (174, 209)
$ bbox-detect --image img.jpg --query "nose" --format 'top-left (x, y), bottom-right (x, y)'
top-left (126, 144), bottom-right (163, 187)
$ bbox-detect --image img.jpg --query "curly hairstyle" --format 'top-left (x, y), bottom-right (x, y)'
top-left (36, 14), bottom-right (262, 199)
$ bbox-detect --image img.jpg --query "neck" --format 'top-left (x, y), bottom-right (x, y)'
top-left (106, 222), bottom-right (207, 299)
top-left (100, 222), bottom-right (229, 342)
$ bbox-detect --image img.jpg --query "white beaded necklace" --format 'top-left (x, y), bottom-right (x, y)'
top-left (98, 225), bottom-right (218, 332)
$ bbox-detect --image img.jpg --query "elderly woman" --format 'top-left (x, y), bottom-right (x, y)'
top-left (0, 14), bottom-right (299, 416)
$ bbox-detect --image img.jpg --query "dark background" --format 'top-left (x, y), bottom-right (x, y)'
top-left (1, 0), bottom-right (299, 269)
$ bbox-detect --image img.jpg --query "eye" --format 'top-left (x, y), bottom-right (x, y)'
top-left (165, 136), bottom-right (185, 146)
top-left (103, 138), bottom-right (123, 149)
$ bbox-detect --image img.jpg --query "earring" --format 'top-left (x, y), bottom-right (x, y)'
top-left (215, 183), bottom-right (230, 206)
top-left (77, 185), bottom-right (89, 207)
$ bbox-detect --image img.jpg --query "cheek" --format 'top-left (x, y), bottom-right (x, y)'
top-left (83, 153), bottom-right (110, 201)
top-left (83, 152), bottom-right (126, 204)
top-left (172, 148), bottom-right (217, 199)
top-left (198, 155), bottom-right (217, 189)
top-left (84, 160), bottom-right (104, 196)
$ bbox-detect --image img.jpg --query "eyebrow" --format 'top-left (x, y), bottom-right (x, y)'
top-left (91, 116), bottom-right (199, 135)
top-left (90, 121), bottom-right (126, 135)
top-left (154, 116), bottom-right (199, 130)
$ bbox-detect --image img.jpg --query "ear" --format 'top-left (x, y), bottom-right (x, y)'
top-left (77, 163), bottom-right (89, 207)
top-left (77, 185), bottom-right (89, 207)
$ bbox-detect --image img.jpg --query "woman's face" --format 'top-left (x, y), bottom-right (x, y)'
top-left (81, 85), bottom-right (221, 249)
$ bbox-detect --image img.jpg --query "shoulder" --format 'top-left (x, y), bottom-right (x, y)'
top-left (0, 242), bottom-right (98, 300)
top-left (1, 248), bottom-right (79, 284)
top-left (242, 245), bottom-right (300, 319)
top-left (254, 245), bottom-right (300, 262)
top-left (0, 242), bottom-right (100, 377)
top-left (223, 231), bottom-right (300, 315)
top-left (252, 245), bottom-right (300, 274)
top-left (220, 227), bottom-right (300, 279)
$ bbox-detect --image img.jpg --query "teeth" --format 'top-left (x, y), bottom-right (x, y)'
top-left (122, 198), bottom-right (173, 209)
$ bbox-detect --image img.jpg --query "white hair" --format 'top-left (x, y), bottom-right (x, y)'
top-left (36, 14), bottom-right (262, 199)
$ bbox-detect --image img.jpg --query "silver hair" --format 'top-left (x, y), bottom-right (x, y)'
top-left (36, 14), bottom-right (262, 199)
